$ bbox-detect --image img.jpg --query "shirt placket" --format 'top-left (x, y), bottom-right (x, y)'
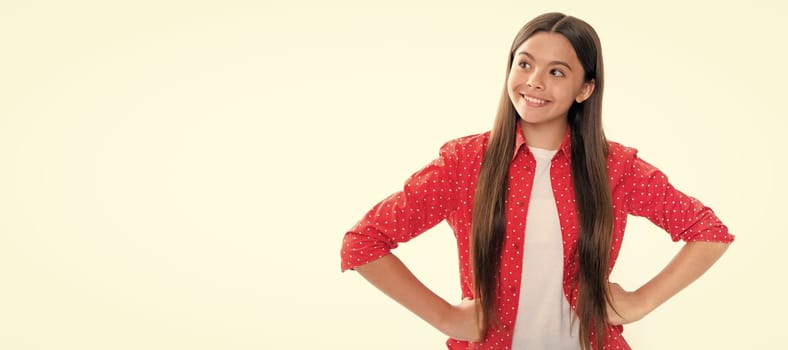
top-left (496, 150), bottom-right (536, 345)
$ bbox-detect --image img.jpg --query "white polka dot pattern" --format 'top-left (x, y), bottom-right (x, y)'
top-left (341, 125), bottom-right (734, 349)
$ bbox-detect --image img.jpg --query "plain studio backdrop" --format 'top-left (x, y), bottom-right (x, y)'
top-left (1, 1), bottom-right (785, 349)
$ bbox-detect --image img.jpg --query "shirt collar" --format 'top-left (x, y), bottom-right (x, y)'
top-left (512, 120), bottom-right (573, 163)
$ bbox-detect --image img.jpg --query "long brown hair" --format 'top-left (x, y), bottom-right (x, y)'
top-left (470, 12), bottom-right (613, 350)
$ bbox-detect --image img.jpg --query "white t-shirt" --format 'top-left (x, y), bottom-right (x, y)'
top-left (511, 146), bottom-right (580, 350)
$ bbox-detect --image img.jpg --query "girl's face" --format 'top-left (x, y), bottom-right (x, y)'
top-left (507, 32), bottom-right (595, 130)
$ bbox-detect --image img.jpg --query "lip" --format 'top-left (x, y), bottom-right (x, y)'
top-left (521, 93), bottom-right (549, 107)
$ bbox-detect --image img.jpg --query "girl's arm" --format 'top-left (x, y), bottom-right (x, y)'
top-left (613, 149), bottom-right (734, 324)
top-left (607, 241), bottom-right (730, 324)
top-left (354, 253), bottom-right (483, 341)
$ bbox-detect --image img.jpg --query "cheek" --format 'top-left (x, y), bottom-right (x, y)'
top-left (506, 70), bottom-right (521, 97)
top-left (506, 75), bottom-right (517, 100)
top-left (555, 83), bottom-right (583, 105)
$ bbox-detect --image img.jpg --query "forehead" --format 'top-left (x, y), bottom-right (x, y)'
top-left (514, 32), bottom-right (580, 65)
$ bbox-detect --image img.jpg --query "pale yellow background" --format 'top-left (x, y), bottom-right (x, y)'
top-left (1, 1), bottom-right (785, 349)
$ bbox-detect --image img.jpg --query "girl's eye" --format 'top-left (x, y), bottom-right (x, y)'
top-left (550, 69), bottom-right (565, 77)
top-left (518, 61), bottom-right (531, 69)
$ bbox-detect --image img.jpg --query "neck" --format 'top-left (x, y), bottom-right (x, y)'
top-left (520, 119), bottom-right (567, 150)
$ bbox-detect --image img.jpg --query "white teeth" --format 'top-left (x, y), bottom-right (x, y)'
top-left (523, 95), bottom-right (546, 104)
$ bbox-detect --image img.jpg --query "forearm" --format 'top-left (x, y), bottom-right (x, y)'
top-left (636, 241), bottom-right (731, 312)
top-left (354, 253), bottom-right (452, 329)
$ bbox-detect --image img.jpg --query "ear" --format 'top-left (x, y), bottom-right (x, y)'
top-left (575, 79), bottom-right (595, 103)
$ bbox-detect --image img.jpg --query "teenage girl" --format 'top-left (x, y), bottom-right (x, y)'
top-left (340, 12), bottom-right (733, 350)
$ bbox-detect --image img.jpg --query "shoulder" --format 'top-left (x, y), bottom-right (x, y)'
top-left (606, 139), bottom-right (665, 180)
top-left (606, 139), bottom-right (648, 179)
top-left (438, 131), bottom-right (490, 159)
top-left (607, 139), bottom-right (638, 159)
top-left (442, 131), bottom-right (490, 149)
top-left (606, 139), bottom-right (639, 167)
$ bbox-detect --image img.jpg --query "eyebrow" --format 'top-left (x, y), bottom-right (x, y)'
top-left (517, 51), bottom-right (573, 71)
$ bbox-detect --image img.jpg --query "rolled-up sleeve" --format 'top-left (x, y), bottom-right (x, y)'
top-left (623, 153), bottom-right (734, 243)
top-left (341, 141), bottom-right (461, 271)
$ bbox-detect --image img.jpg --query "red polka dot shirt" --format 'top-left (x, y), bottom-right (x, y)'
top-left (341, 124), bottom-right (734, 349)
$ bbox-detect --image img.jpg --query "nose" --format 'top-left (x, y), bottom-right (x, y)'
top-left (526, 71), bottom-right (544, 90)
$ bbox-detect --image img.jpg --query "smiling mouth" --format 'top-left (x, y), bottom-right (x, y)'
top-left (522, 94), bottom-right (547, 105)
